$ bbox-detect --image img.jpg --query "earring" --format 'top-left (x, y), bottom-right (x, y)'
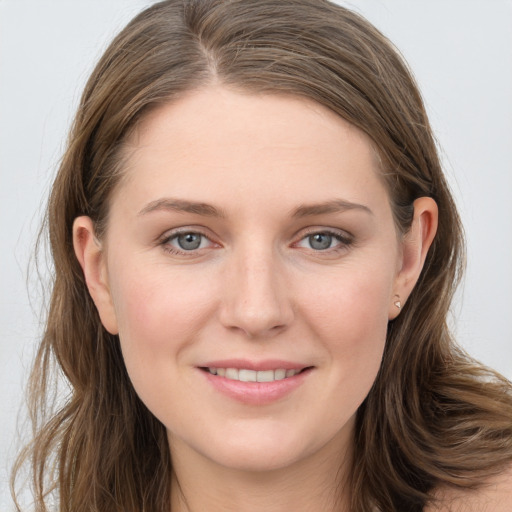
top-left (394, 295), bottom-right (401, 309)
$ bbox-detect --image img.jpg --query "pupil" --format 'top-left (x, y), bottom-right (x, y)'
top-left (309, 233), bottom-right (332, 250)
top-left (178, 233), bottom-right (201, 250)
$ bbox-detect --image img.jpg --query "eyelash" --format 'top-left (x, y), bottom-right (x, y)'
top-left (160, 229), bottom-right (217, 256)
top-left (159, 228), bottom-right (353, 256)
top-left (294, 229), bottom-right (353, 253)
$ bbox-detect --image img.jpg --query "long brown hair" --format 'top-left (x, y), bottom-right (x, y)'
top-left (12, 1), bottom-right (512, 511)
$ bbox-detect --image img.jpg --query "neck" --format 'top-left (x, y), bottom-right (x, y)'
top-left (168, 432), bottom-right (353, 512)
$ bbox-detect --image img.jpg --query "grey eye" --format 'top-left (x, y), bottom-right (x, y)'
top-left (308, 233), bottom-right (332, 250)
top-left (177, 232), bottom-right (203, 250)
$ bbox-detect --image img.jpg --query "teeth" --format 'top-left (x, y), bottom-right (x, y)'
top-left (274, 369), bottom-right (286, 380)
top-left (239, 369), bottom-right (257, 382)
top-left (257, 370), bottom-right (274, 382)
top-left (225, 368), bottom-right (239, 380)
top-left (207, 367), bottom-right (301, 382)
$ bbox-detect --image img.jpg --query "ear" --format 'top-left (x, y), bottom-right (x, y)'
top-left (389, 197), bottom-right (438, 319)
top-left (73, 216), bottom-right (119, 334)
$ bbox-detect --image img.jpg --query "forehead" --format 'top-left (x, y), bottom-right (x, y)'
top-left (115, 86), bottom-right (389, 214)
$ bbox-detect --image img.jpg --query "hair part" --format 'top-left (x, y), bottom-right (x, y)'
top-left (12, 1), bottom-right (512, 511)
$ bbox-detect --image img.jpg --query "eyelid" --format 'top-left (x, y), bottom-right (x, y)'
top-left (292, 227), bottom-right (354, 251)
top-left (157, 225), bottom-right (353, 256)
top-left (294, 226), bottom-right (353, 242)
top-left (159, 226), bottom-right (220, 255)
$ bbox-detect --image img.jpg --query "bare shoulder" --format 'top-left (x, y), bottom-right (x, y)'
top-left (425, 465), bottom-right (512, 512)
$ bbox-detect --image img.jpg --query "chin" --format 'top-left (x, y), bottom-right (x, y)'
top-left (190, 421), bottom-right (346, 474)
top-left (206, 442), bottom-right (310, 473)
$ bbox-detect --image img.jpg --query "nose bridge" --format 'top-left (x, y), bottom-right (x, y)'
top-left (219, 240), bottom-right (293, 338)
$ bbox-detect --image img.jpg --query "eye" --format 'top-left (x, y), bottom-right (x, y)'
top-left (295, 230), bottom-right (352, 251)
top-left (162, 230), bottom-right (216, 254)
top-left (174, 232), bottom-right (205, 250)
top-left (306, 233), bottom-right (334, 250)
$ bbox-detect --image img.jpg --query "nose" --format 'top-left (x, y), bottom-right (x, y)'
top-left (218, 247), bottom-right (294, 339)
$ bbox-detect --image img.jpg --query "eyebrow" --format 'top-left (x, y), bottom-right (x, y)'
top-left (291, 199), bottom-right (373, 218)
top-left (138, 197), bottom-right (372, 219)
top-left (138, 198), bottom-right (226, 218)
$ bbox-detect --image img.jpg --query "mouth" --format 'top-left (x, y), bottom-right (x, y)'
top-left (200, 366), bottom-right (311, 383)
top-left (197, 359), bottom-right (314, 404)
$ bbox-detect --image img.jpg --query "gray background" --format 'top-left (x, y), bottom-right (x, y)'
top-left (1, 0), bottom-right (511, 506)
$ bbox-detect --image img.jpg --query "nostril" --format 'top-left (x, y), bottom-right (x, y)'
top-left (217, 265), bottom-right (294, 337)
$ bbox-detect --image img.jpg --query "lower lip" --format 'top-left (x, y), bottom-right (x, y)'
top-left (200, 368), bottom-right (312, 405)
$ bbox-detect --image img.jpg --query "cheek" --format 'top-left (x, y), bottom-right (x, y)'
top-left (108, 262), bottom-right (217, 376)
top-left (303, 260), bottom-right (392, 337)
top-left (298, 259), bottom-right (394, 386)
top-left (107, 263), bottom-right (223, 429)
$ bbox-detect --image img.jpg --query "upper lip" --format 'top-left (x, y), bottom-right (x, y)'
top-left (199, 359), bottom-right (310, 371)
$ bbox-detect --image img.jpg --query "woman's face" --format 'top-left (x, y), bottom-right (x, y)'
top-left (79, 86), bottom-right (420, 473)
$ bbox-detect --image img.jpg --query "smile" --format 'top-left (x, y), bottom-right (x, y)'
top-left (205, 367), bottom-right (302, 382)
top-left (199, 363), bottom-right (312, 404)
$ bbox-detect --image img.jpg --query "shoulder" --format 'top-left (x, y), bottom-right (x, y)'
top-left (425, 465), bottom-right (512, 512)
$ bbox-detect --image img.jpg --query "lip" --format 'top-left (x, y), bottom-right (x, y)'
top-left (198, 359), bottom-right (313, 405)
top-left (200, 359), bottom-right (307, 371)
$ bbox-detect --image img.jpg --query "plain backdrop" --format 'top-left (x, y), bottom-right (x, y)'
top-left (1, 0), bottom-right (511, 506)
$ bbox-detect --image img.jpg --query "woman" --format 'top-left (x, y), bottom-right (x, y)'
top-left (11, 1), bottom-right (512, 511)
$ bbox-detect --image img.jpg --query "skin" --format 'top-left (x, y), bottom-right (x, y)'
top-left (74, 86), bottom-right (439, 511)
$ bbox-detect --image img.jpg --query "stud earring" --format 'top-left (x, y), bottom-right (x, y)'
top-left (394, 295), bottom-right (401, 309)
